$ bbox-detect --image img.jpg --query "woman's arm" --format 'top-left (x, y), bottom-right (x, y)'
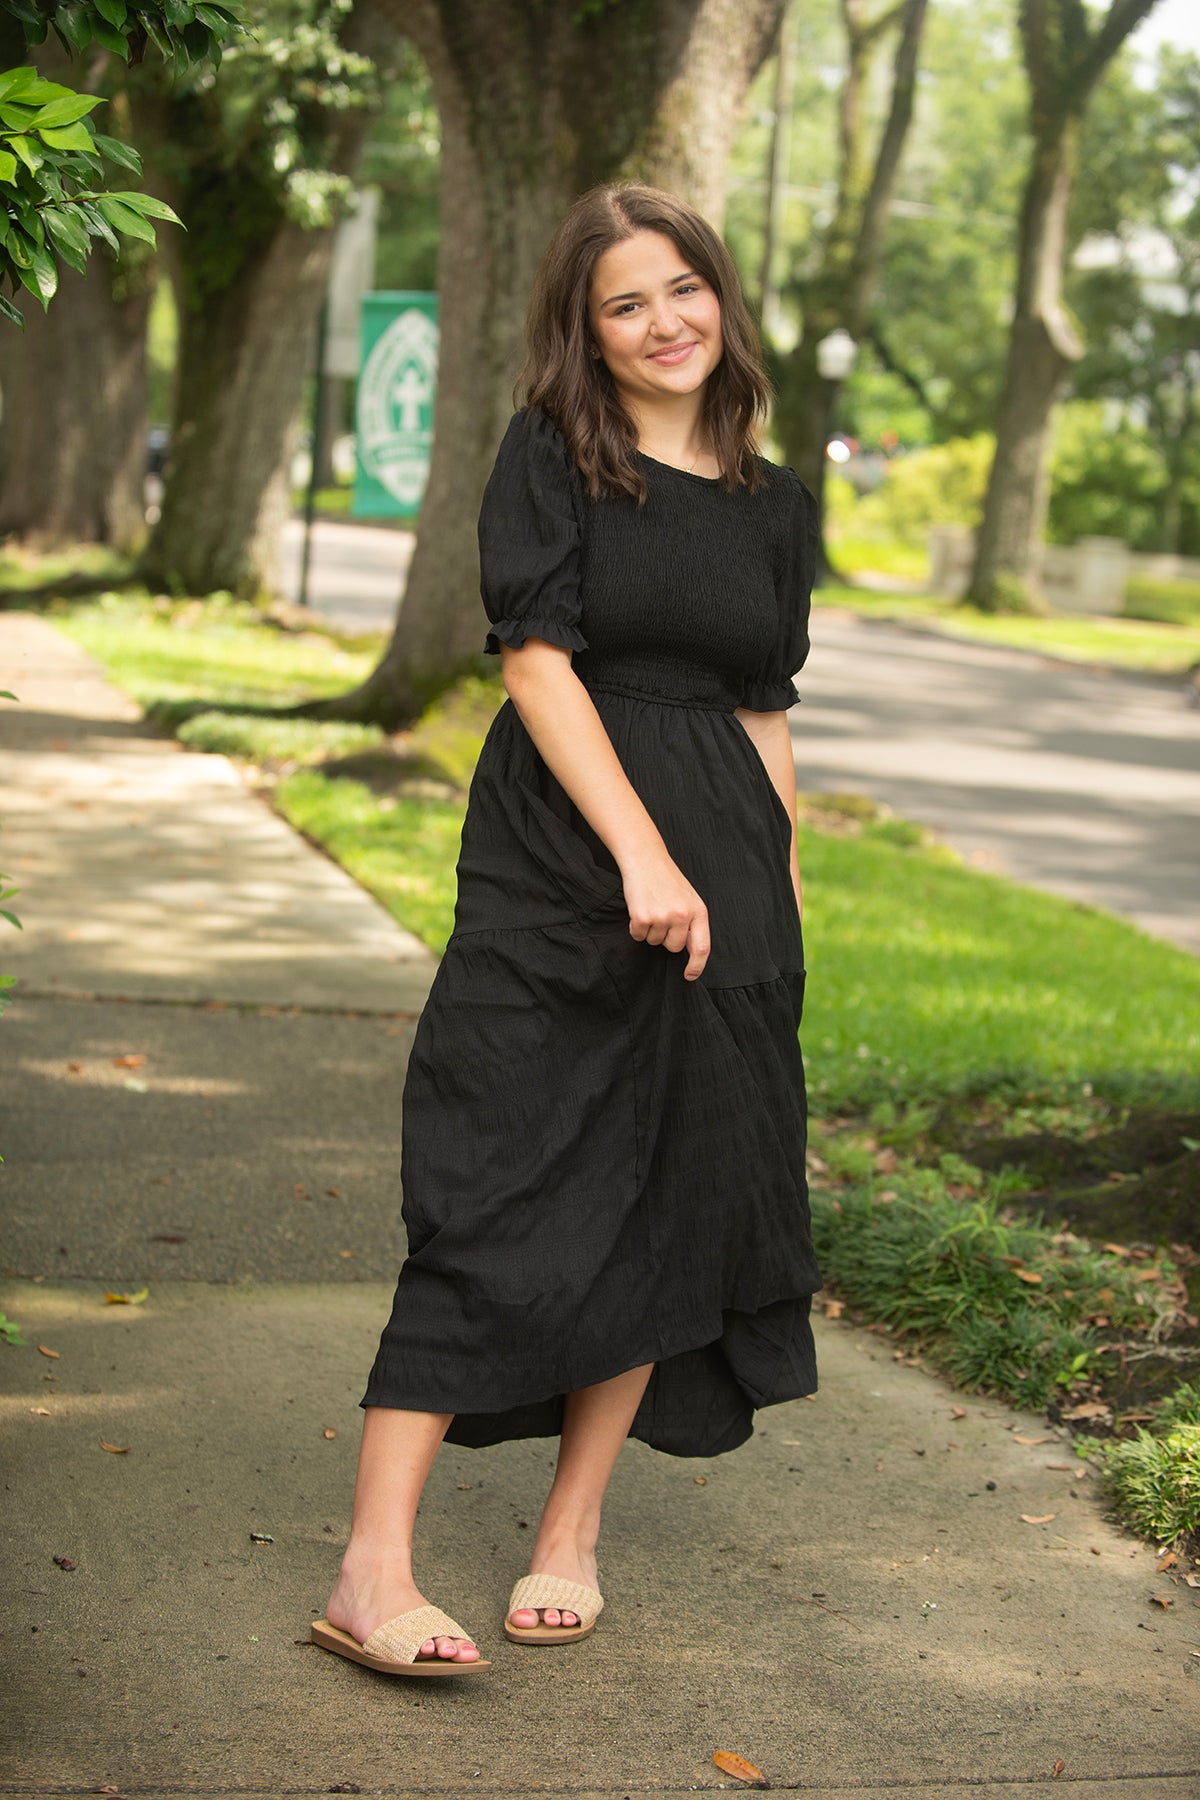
top-left (734, 706), bottom-right (803, 921)
top-left (501, 639), bottom-right (710, 978)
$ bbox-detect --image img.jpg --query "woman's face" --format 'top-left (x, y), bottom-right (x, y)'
top-left (587, 228), bottom-right (724, 412)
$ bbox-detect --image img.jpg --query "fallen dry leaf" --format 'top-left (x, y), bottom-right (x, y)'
top-left (821, 1296), bottom-right (845, 1319)
top-left (104, 1287), bottom-right (149, 1306)
top-left (712, 1749), bottom-right (769, 1786)
top-left (322, 1427), bottom-right (337, 1440)
top-left (694, 1475), bottom-right (707, 1486)
top-left (1150, 1595), bottom-right (1173, 1609)
top-left (1013, 1434), bottom-right (1053, 1445)
top-left (338, 1249), bottom-right (357, 1259)
top-left (1101, 1244), bottom-right (1127, 1257)
top-left (1060, 1401), bottom-right (1111, 1422)
top-left (1183, 1574), bottom-right (1200, 1589)
top-left (325, 1187), bottom-right (341, 1198)
top-left (1014, 1269), bottom-right (1043, 1285)
top-left (1020, 1513), bottom-right (1057, 1525)
top-left (1157, 1552), bottom-right (1179, 1571)
top-left (53, 1555), bottom-right (77, 1570)
top-left (456, 1482), bottom-right (473, 1490)
top-left (112, 1054), bottom-right (146, 1070)
top-left (873, 1147), bottom-right (898, 1174)
top-left (30, 1406), bottom-right (51, 1416)
top-left (950, 1406), bottom-right (967, 1420)
top-left (37, 1345), bottom-right (60, 1359)
top-left (99, 1439), bottom-right (130, 1454)
top-left (1051, 1761), bottom-right (1066, 1779)
top-left (1045, 1463), bottom-right (1075, 1471)
top-left (67, 1061), bottom-right (83, 1074)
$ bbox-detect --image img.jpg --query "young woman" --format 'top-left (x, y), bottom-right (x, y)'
top-left (312, 181), bottom-right (820, 1678)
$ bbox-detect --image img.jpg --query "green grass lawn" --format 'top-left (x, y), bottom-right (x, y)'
top-left (816, 583), bottom-right (1200, 677)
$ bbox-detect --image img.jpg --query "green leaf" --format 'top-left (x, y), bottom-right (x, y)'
top-left (5, 135), bottom-right (42, 174)
top-left (94, 193), bottom-right (157, 245)
top-left (29, 94), bottom-right (103, 130)
top-left (43, 206), bottom-right (90, 271)
top-left (15, 246), bottom-right (56, 305)
top-left (0, 1311), bottom-right (27, 1347)
top-left (0, 69), bottom-right (37, 103)
top-left (105, 189), bottom-right (181, 224)
top-left (0, 102), bottom-right (39, 130)
top-left (0, 150), bottom-right (16, 184)
top-left (39, 123), bottom-right (99, 154)
top-left (164, 0), bottom-right (196, 28)
top-left (193, 3), bottom-right (227, 28)
top-left (89, 16), bottom-right (131, 56)
top-left (54, 7), bottom-right (92, 52)
top-left (94, 0), bottom-right (129, 24)
top-left (78, 199), bottom-right (119, 252)
top-left (91, 133), bottom-right (141, 175)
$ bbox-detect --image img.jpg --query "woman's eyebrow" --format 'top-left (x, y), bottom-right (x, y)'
top-left (599, 270), bottom-right (699, 307)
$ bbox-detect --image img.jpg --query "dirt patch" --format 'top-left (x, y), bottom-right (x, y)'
top-left (967, 1110), bottom-right (1200, 1247)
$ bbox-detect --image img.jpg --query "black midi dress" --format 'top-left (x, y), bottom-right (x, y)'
top-left (362, 406), bottom-right (823, 1458)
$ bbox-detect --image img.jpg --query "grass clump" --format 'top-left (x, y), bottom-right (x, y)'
top-left (809, 1169), bottom-right (1179, 1410)
top-left (1079, 1426), bottom-right (1200, 1548)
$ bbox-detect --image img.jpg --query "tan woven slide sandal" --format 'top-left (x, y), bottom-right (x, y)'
top-left (504, 1574), bottom-right (604, 1645)
top-left (311, 1604), bottom-right (491, 1676)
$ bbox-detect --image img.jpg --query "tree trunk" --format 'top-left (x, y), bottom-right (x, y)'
top-left (773, 0), bottom-right (929, 581)
top-left (0, 259), bottom-right (152, 553)
top-left (967, 0), bottom-right (1163, 612)
top-left (0, 39), bottom-right (153, 554)
top-left (309, 0), bottom-right (785, 728)
top-left (133, 0), bottom-right (404, 600)
top-left (138, 220), bottom-right (333, 597)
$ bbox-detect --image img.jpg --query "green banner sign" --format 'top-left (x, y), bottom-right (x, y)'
top-left (352, 291), bottom-right (438, 520)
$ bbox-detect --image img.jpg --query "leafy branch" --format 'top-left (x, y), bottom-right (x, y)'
top-left (0, 0), bottom-right (244, 320)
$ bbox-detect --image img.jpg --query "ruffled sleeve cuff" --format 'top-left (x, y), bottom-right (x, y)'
top-left (484, 616), bottom-right (590, 656)
top-left (739, 676), bottom-right (800, 713)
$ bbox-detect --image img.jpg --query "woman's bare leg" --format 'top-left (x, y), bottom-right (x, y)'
top-left (325, 1405), bottom-right (481, 1663)
top-left (509, 1362), bottom-right (654, 1630)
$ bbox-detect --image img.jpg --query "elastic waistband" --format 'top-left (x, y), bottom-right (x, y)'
top-left (582, 680), bottom-right (736, 715)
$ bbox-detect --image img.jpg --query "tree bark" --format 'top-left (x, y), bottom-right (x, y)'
top-left (0, 41), bottom-right (153, 554)
top-left (308, 0), bottom-right (785, 728)
top-left (966, 0), bottom-right (1162, 611)
top-left (773, 0), bottom-right (928, 580)
top-left (133, 0), bottom-right (405, 599)
top-left (0, 258), bottom-right (152, 553)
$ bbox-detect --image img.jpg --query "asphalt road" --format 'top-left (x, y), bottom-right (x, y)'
top-left (281, 519), bottom-right (1200, 956)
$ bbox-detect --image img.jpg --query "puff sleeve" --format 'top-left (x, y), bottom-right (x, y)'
top-left (479, 407), bottom-right (589, 657)
top-left (740, 468), bottom-right (817, 712)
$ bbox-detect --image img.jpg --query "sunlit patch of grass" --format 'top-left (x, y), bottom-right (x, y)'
top-left (276, 771), bottom-right (466, 957)
top-left (813, 583), bottom-right (1200, 675)
top-left (56, 591), bottom-right (381, 707)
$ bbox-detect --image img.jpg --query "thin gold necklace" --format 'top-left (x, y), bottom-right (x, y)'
top-left (643, 443), bottom-right (707, 474)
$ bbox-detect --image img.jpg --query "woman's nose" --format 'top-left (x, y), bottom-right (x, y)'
top-left (648, 298), bottom-right (684, 337)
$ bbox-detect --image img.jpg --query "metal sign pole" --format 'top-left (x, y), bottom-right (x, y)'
top-left (297, 296), bottom-right (330, 610)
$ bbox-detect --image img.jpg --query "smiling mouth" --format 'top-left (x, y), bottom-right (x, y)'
top-left (647, 342), bottom-right (697, 364)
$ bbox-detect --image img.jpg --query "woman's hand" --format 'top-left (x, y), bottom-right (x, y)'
top-left (620, 849), bottom-right (710, 980)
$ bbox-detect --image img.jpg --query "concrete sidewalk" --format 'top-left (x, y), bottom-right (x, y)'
top-left (1, 614), bottom-right (1197, 1798)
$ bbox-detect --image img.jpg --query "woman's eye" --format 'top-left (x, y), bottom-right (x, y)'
top-left (613, 301), bottom-right (638, 315)
top-left (674, 283), bottom-right (700, 296)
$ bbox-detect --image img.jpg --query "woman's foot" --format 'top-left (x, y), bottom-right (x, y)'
top-left (327, 1559), bottom-right (481, 1663)
top-left (508, 1528), bottom-right (600, 1632)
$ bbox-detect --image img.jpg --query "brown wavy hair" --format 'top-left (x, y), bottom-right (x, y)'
top-left (517, 182), bottom-right (771, 504)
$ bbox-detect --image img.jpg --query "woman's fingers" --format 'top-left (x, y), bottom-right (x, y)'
top-left (683, 912), bottom-right (711, 980)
